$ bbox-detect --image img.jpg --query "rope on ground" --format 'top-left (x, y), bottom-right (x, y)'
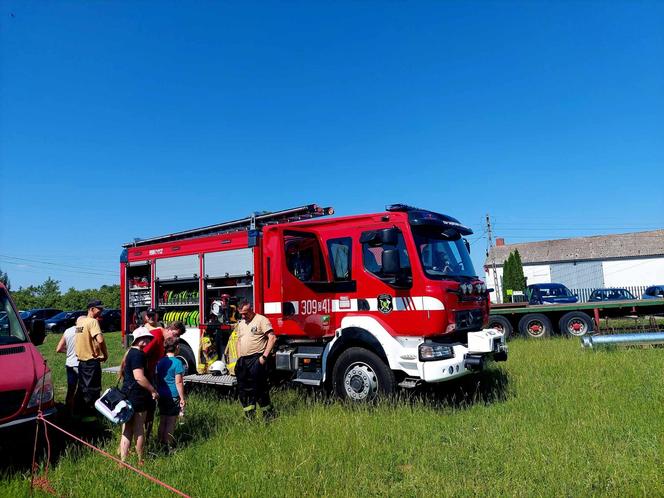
top-left (32, 413), bottom-right (191, 498)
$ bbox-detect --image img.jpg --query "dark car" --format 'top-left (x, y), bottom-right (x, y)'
top-left (45, 310), bottom-right (87, 333)
top-left (588, 288), bottom-right (636, 302)
top-left (19, 308), bottom-right (62, 331)
top-left (642, 285), bottom-right (664, 300)
top-left (527, 283), bottom-right (578, 305)
top-left (99, 308), bottom-right (121, 332)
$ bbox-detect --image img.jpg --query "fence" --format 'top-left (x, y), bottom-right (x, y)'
top-left (570, 285), bottom-right (649, 303)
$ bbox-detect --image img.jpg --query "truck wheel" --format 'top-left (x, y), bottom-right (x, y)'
top-left (332, 347), bottom-right (395, 402)
top-left (177, 342), bottom-right (197, 375)
top-left (488, 315), bottom-right (513, 339)
top-left (518, 313), bottom-right (552, 338)
top-left (559, 312), bottom-right (593, 337)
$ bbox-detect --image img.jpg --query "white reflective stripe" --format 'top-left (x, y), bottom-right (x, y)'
top-left (264, 302), bottom-right (282, 314)
top-left (365, 298), bottom-right (378, 311)
top-left (411, 296), bottom-right (445, 311)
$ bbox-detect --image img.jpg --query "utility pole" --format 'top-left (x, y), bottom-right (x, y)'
top-left (486, 214), bottom-right (501, 303)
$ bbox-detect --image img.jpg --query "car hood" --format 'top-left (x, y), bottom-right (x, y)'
top-left (542, 296), bottom-right (578, 304)
top-left (0, 342), bottom-right (41, 392)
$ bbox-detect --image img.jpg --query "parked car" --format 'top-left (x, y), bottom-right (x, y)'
top-left (588, 288), bottom-right (636, 302)
top-left (19, 308), bottom-right (62, 331)
top-left (642, 285), bottom-right (664, 300)
top-left (45, 310), bottom-right (86, 333)
top-left (0, 284), bottom-right (56, 429)
top-left (99, 308), bottom-right (121, 332)
top-left (527, 283), bottom-right (579, 305)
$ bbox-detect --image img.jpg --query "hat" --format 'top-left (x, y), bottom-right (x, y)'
top-left (87, 299), bottom-right (105, 310)
top-left (131, 329), bottom-right (154, 345)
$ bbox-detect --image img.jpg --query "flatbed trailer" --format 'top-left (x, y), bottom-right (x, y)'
top-left (488, 298), bottom-right (664, 338)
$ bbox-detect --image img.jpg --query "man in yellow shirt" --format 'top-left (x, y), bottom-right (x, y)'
top-left (235, 301), bottom-right (277, 420)
top-left (74, 299), bottom-right (108, 421)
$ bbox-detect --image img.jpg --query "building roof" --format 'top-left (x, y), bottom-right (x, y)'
top-left (485, 229), bottom-right (664, 267)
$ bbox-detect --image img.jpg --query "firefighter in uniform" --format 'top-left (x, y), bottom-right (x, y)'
top-left (235, 301), bottom-right (277, 420)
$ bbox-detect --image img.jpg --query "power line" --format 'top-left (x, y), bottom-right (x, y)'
top-left (0, 255), bottom-right (117, 277)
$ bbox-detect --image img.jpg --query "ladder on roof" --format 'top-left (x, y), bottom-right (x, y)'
top-left (125, 204), bottom-right (334, 247)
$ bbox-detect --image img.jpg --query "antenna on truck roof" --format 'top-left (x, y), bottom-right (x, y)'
top-left (124, 204), bottom-right (334, 248)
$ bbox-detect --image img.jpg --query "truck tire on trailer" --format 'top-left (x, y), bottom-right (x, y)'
top-left (177, 342), bottom-right (197, 375)
top-left (332, 347), bottom-right (395, 402)
top-left (488, 315), bottom-right (513, 339)
top-left (558, 311), bottom-right (593, 337)
top-left (518, 313), bottom-right (552, 338)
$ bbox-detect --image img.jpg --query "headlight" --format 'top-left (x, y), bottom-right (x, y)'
top-left (419, 343), bottom-right (455, 361)
top-left (27, 372), bottom-right (54, 408)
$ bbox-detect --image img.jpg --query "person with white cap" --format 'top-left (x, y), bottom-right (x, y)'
top-left (118, 328), bottom-right (159, 465)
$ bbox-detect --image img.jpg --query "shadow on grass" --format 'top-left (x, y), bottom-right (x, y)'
top-left (270, 366), bottom-right (511, 415)
top-left (0, 402), bottom-right (115, 478)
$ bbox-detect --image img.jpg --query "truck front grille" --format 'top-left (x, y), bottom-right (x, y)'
top-left (455, 309), bottom-right (484, 332)
top-left (0, 390), bottom-right (26, 419)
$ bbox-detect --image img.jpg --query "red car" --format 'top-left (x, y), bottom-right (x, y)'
top-left (0, 283), bottom-right (55, 429)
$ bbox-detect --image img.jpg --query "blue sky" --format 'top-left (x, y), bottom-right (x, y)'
top-left (1, 1), bottom-right (663, 290)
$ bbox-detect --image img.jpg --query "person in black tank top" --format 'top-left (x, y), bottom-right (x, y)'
top-left (118, 329), bottom-right (159, 465)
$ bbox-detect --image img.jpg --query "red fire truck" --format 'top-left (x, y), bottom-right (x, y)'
top-left (120, 204), bottom-right (506, 401)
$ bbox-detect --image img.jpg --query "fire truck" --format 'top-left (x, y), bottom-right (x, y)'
top-left (120, 204), bottom-right (507, 401)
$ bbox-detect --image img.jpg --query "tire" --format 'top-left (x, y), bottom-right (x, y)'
top-left (518, 313), bottom-right (552, 338)
top-left (332, 347), bottom-right (395, 402)
top-left (177, 342), bottom-right (197, 375)
top-left (559, 311), bottom-right (593, 338)
top-left (488, 315), bottom-right (514, 339)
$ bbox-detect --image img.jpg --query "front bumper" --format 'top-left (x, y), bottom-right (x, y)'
top-left (0, 407), bottom-right (57, 430)
top-left (416, 329), bottom-right (507, 383)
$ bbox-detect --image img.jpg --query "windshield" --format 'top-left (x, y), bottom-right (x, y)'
top-left (540, 286), bottom-right (573, 297)
top-left (412, 226), bottom-right (476, 279)
top-left (0, 292), bottom-right (28, 345)
top-left (49, 311), bottom-right (70, 321)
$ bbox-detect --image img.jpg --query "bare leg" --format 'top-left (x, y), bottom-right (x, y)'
top-left (133, 411), bottom-right (147, 464)
top-left (157, 414), bottom-right (167, 445)
top-left (120, 419), bottom-right (135, 462)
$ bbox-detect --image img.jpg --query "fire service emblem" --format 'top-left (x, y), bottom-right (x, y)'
top-left (377, 294), bottom-right (393, 314)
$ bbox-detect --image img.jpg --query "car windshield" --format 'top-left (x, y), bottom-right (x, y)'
top-left (412, 226), bottom-right (476, 279)
top-left (49, 311), bottom-right (70, 321)
top-left (539, 286), bottom-right (573, 297)
top-left (0, 292), bottom-right (28, 345)
top-left (19, 310), bottom-right (32, 319)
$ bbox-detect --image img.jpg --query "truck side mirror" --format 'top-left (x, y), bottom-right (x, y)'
top-left (379, 228), bottom-right (399, 246)
top-left (382, 249), bottom-right (401, 275)
top-left (31, 319), bottom-right (46, 346)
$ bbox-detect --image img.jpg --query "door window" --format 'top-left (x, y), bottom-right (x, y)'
top-left (327, 237), bottom-right (352, 281)
top-left (284, 231), bottom-right (328, 282)
top-left (361, 229), bottom-right (411, 279)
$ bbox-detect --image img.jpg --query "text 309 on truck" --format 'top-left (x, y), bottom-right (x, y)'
top-left (120, 204), bottom-right (507, 402)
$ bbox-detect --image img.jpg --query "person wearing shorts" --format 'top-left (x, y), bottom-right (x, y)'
top-left (119, 329), bottom-right (159, 465)
top-left (155, 337), bottom-right (186, 450)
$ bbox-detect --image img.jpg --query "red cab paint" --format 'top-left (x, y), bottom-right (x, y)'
top-left (0, 284), bottom-right (56, 429)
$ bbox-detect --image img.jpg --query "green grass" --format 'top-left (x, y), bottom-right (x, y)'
top-left (2, 333), bottom-right (664, 497)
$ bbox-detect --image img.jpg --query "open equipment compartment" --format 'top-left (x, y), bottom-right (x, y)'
top-left (126, 260), bottom-right (152, 333)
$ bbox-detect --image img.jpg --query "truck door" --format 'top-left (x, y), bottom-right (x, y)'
top-left (280, 230), bottom-right (335, 338)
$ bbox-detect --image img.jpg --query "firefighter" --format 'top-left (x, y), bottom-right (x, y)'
top-left (235, 301), bottom-right (277, 420)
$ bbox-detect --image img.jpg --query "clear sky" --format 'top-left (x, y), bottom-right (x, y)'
top-left (1, 1), bottom-right (663, 291)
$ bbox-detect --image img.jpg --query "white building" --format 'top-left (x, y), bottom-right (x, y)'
top-left (484, 230), bottom-right (664, 303)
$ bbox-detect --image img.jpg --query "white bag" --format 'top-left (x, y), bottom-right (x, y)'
top-left (95, 387), bottom-right (134, 424)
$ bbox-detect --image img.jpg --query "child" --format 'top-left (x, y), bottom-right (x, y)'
top-left (155, 337), bottom-right (186, 451)
top-left (119, 329), bottom-right (159, 465)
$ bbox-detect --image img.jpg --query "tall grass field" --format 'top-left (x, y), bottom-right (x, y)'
top-left (2, 332), bottom-right (663, 497)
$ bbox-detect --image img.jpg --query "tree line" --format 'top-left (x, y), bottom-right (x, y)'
top-left (4, 272), bottom-right (120, 311)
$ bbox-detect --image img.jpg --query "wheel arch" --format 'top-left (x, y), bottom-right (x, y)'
top-left (323, 327), bottom-right (389, 386)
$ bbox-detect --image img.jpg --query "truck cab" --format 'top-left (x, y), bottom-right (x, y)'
top-left (0, 284), bottom-right (56, 429)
